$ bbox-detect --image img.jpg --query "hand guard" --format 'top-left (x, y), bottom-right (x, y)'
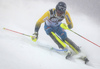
top-left (31, 32), bottom-right (38, 42)
top-left (60, 23), bottom-right (70, 30)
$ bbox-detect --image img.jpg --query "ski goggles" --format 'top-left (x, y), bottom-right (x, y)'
top-left (57, 6), bottom-right (66, 13)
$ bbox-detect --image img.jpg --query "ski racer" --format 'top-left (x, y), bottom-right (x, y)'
top-left (31, 1), bottom-right (88, 61)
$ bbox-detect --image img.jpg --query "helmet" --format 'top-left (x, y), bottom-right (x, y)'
top-left (56, 2), bottom-right (66, 14)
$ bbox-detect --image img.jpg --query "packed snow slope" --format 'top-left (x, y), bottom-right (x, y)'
top-left (0, 0), bottom-right (100, 69)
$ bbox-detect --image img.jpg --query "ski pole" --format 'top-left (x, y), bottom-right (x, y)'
top-left (60, 23), bottom-right (100, 47)
top-left (3, 28), bottom-right (37, 42)
top-left (70, 29), bottom-right (100, 47)
top-left (3, 28), bottom-right (31, 37)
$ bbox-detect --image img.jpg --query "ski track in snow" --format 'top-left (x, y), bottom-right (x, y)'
top-left (0, 0), bottom-right (100, 69)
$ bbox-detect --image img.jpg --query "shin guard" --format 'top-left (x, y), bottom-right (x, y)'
top-left (49, 32), bottom-right (67, 49)
top-left (64, 38), bottom-right (81, 54)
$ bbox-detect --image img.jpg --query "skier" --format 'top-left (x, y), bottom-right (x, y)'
top-left (31, 1), bottom-right (89, 63)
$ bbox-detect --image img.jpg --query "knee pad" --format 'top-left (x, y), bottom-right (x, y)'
top-left (60, 32), bottom-right (67, 41)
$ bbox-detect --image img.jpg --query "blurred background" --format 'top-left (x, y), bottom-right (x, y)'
top-left (0, 0), bottom-right (100, 69)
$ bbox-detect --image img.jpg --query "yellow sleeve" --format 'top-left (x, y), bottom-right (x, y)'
top-left (65, 11), bottom-right (73, 29)
top-left (37, 11), bottom-right (50, 24)
top-left (35, 11), bottom-right (50, 32)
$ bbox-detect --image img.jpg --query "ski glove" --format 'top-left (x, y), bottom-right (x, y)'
top-left (68, 24), bottom-right (72, 29)
top-left (31, 32), bottom-right (38, 42)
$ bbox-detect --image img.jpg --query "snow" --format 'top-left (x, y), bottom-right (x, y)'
top-left (0, 0), bottom-right (100, 69)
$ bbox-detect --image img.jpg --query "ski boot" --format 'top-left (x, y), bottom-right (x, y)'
top-left (84, 57), bottom-right (89, 64)
top-left (65, 50), bottom-right (72, 59)
top-left (79, 56), bottom-right (89, 64)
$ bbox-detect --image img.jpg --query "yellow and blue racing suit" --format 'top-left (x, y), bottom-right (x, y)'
top-left (35, 8), bottom-right (73, 40)
top-left (34, 8), bottom-right (80, 53)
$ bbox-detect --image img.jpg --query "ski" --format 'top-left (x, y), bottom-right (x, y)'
top-left (51, 47), bottom-right (68, 51)
top-left (79, 57), bottom-right (89, 64)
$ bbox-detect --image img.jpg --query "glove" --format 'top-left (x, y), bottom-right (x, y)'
top-left (31, 32), bottom-right (38, 42)
top-left (60, 23), bottom-right (70, 30)
top-left (68, 24), bottom-right (72, 29)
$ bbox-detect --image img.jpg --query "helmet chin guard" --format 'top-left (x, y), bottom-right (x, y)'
top-left (55, 9), bottom-right (65, 18)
